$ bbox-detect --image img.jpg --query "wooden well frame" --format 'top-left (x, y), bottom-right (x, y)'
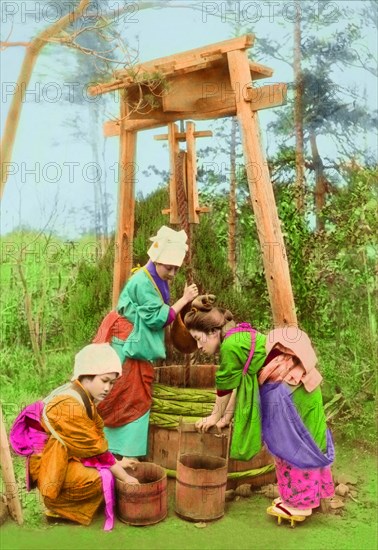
top-left (89, 34), bottom-right (297, 326)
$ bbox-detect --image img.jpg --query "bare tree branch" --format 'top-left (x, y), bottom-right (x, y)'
top-left (1, 0), bottom-right (94, 198)
top-left (83, 1), bottom-right (206, 19)
top-left (0, 0), bottom-right (218, 199)
top-left (0, 41), bottom-right (31, 49)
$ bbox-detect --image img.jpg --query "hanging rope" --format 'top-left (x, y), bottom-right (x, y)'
top-left (176, 150), bottom-right (193, 283)
top-left (175, 149), bottom-right (194, 386)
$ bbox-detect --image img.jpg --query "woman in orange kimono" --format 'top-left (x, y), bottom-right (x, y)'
top-left (14, 344), bottom-right (139, 528)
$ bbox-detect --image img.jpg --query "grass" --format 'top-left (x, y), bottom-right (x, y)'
top-left (0, 438), bottom-right (376, 550)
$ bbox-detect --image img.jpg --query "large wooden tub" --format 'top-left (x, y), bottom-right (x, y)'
top-left (148, 365), bottom-right (276, 489)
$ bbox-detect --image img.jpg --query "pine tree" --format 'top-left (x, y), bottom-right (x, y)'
top-left (255, 0), bottom-right (377, 229)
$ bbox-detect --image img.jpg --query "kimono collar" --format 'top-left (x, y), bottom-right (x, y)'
top-left (145, 261), bottom-right (170, 304)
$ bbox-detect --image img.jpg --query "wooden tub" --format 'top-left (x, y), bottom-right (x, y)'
top-left (148, 365), bottom-right (276, 489)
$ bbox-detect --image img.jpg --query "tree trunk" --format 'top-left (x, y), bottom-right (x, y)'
top-left (90, 106), bottom-right (107, 257)
top-left (101, 129), bottom-right (109, 243)
top-left (0, 0), bottom-right (91, 198)
top-left (309, 132), bottom-right (327, 231)
top-left (294, 11), bottom-right (305, 213)
top-left (228, 117), bottom-right (238, 283)
top-left (0, 405), bottom-right (23, 525)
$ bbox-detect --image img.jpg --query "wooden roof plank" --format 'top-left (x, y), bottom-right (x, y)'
top-left (250, 62), bottom-right (274, 80)
top-left (117, 34), bottom-right (254, 77)
top-left (88, 35), bottom-right (256, 96)
top-left (89, 60), bottom-right (274, 97)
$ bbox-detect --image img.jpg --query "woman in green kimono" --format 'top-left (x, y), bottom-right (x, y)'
top-left (184, 296), bottom-right (334, 525)
top-left (94, 226), bottom-right (198, 460)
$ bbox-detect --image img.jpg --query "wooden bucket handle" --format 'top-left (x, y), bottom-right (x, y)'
top-left (177, 418), bottom-right (231, 464)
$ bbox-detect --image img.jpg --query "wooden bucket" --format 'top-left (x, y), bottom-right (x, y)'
top-left (149, 365), bottom-right (276, 489)
top-left (175, 453), bottom-right (228, 522)
top-left (170, 305), bottom-right (197, 354)
top-left (116, 462), bottom-right (167, 526)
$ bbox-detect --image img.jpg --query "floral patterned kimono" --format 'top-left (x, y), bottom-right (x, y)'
top-left (216, 323), bottom-right (335, 510)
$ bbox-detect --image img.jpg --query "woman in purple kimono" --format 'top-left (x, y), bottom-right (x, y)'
top-left (184, 296), bottom-right (335, 526)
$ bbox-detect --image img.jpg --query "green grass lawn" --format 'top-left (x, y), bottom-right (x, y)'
top-left (1, 439), bottom-right (376, 550)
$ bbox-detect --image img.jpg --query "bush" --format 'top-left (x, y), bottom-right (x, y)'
top-left (61, 242), bottom-right (113, 348)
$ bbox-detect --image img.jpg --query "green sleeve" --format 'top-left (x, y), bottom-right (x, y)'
top-left (117, 270), bottom-right (170, 330)
top-left (216, 331), bottom-right (267, 390)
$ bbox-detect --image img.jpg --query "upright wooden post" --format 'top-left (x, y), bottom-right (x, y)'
top-left (0, 405), bottom-right (23, 525)
top-left (168, 123), bottom-right (180, 224)
top-left (112, 91), bottom-right (137, 307)
top-left (227, 50), bottom-right (297, 326)
top-left (155, 125), bottom-right (210, 223)
top-left (185, 122), bottom-right (200, 224)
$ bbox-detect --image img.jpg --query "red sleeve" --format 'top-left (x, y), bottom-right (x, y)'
top-left (81, 451), bottom-right (116, 467)
top-left (216, 389), bottom-right (233, 397)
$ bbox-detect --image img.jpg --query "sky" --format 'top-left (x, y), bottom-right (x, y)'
top-left (0, 0), bottom-right (377, 238)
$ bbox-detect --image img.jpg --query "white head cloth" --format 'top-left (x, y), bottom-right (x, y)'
top-left (147, 225), bottom-right (188, 267)
top-left (71, 343), bottom-right (122, 381)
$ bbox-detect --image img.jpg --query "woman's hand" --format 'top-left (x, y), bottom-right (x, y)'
top-left (195, 416), bottom-right (218, 433)
top-left (171, 283), bottom-right (199, 316)
top-left (110, 460), bottom-right (140, 484)
top-left (119, 457), bottom-right (140, 483)
top-left (270, 354), bottom-right (297, 381)
top-left (123, 473), bottom-right (139, 485)
top-left (215, 417), bottom-right (230, 431)
top-left (195, 393), bottom-right (233, 433)
top-left (119, 457), bottom-right (139, 470)
top-left (182, 282), bottom-right (199, 304)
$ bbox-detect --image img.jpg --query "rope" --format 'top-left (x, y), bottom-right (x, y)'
top-left (153, 384), bottom-right (216, 402)
top-left (151, 383), bottom-right (215, 428)
top-left (176, 150), bottom-right (193, 284)
top-left (176, 151), bottom-right (189, 242)
top-left (164, 463), bottom-right (275, 480)
top-left (151, 398), bottom-right (214, 416)
top-left (150, 412), bottom-right (204, 428)
top-left (176, 150), bottom-right (193, 387)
